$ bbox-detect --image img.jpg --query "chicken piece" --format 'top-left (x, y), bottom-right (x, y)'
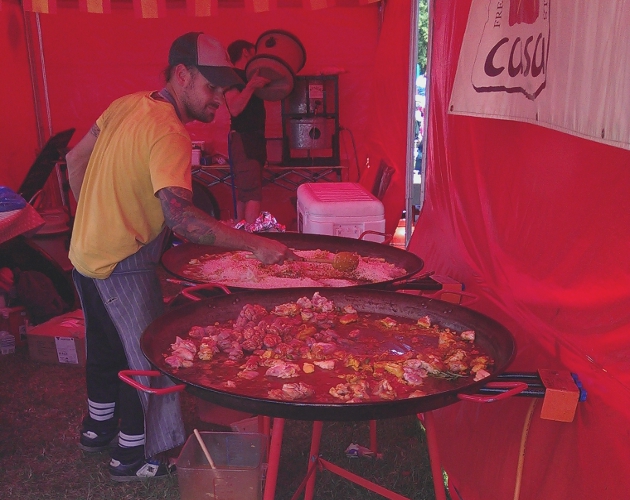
top-left (187, 326), bottom-right (206, 339)
top-left (198, 340), bottom-right (219, 361)
top-left (241, 355), bottom-right (261, 371)
top-left (311, 342), bottom-right (338, 358)
top-left (280, 382), bottom-right (315, 400)
top-left (417, 355), bottom-right (445, 375)
top-left (438, 331), bottom-right (457, 348)
top-left (241, 326), bottom-right (257, 340)
top-left (303, 362), bottom-right (315, 374)
top-left (164, 355), bottom-right (192, 369)
top-left (300, 309), bottom-right (315, 322)
top-left (171, 336), bottom-right (197, 354)
top-left (320, 329), bottom-right (340, 342)
top-left (241, 303), bottom-right (268, 323)
top-left (474, 369), bottom-right (491, 381)
top-left (171, 347), bottom-right (195, 361)
top-left (223, 341), bottom-right (243, 360)
top-left (344, 355), bottom-right (360, 371)
top-left (311, 292), bottom-right (334, 312)
top-left (445, 349), bottom-right (468, 373)
top-left (237, 370), bottom-right (260, 380)
top-left (470, 355), bottom-right (492, 373)
top-left (372, 379), bottom-right (397, 400)
top-left (417, 315), bottom-right (431, 328)
top-left (329, 383), bottom-right (353, 401)
top-left (241, 336), bottom-right (263, 352)
top-left (263, 333), bottom-right (282, 348)
top-left (296, 325), bottom-right (317, 341)
top-left (349, 380), bottom-right (370, 400)
top-left (342, 304), bottom-right (357, 314)
top-left (265, 360), bottom-right (301, 379)
top-left (313, 360), bottom-right (335, 370)
top-left (339, 312), bottom-right (359, 325)
top-left (403, 368), bottom-right (425, 386)
top-left (296, 296), bottom-right (313, 309)
top-left (378, 317), bottom-right (398, 328)
top-left (461, 330), bottom-right (475, 342)
top-left (273, 302), bottom-right (301, 317)
top-left (348, 329), bottom-right (361, 339)
top-left (374, 361), bottom-right (404, 378)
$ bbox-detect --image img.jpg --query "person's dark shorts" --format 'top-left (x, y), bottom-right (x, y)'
top-left (229, 131), bottom-right (266, 202)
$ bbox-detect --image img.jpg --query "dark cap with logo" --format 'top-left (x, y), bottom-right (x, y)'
top-left (169, 32), bottom-right (244, 89)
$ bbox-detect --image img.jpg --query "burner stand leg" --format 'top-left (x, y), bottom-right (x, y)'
top-left (304, 421), bottom-right (324, 500)
top-left (263, 417), bottom-right (285, 500)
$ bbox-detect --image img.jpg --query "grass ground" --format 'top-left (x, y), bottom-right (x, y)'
top-left (0, 345), bottom-right (436, 500)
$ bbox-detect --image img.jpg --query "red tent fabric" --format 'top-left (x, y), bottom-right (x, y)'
top-left (409, 1), bottom-right (630, 497)
top-left (1, 0), bottom-right (411, 233)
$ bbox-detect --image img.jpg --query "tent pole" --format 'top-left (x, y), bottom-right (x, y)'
top-left (405, 0), bottom-right (420, 247)
top-left (22, 10), bottom-right (46, 148)
top-left (34, 13), bottom-right (54, 139)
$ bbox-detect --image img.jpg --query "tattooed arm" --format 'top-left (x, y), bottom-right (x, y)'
top-left (157, 186), bottom-right (296, 265)
top-left (66, 123), bottom-right (100, 201)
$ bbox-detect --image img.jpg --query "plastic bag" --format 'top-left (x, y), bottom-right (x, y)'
top-left (0, 186), bottom-right (27, 212)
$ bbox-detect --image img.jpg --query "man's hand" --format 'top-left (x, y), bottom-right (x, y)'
top-left (247, 70), bottom-right (271, 90)
top-left (250, 237), bottom-right (299, 265)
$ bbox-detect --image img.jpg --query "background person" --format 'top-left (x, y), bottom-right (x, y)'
top-left (224, 40), bottom-right (270, 223)
top-left (66, 32), bottom-right (294, 482)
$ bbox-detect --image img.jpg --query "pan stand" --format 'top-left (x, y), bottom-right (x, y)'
top-left (261, 417), bottom-right (411, 500)
top-left (261, 381), bottom-right (531, 500)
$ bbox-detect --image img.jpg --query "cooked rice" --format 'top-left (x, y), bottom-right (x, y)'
top-left (182, 249), bottom-right (406, 288)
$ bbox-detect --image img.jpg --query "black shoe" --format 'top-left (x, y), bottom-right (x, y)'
top-left (109, 456), bottom-right (176, 482)
top-left (78, 428), bottom-right (119, 452)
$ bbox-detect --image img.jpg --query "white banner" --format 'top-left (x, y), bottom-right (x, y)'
top-left (449, 0), bottom-right (630, 150)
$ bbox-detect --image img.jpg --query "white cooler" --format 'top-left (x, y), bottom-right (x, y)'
top-left (297, 182), bottom-right (386, 242)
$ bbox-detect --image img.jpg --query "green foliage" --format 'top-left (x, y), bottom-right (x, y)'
top-left (417, 0), bottom-right (429, 73)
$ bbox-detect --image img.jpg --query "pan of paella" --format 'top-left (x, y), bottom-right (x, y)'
top-left (126, 287), bottom-right (518, 420)
top-left (160, 232), bottom-right (425, 291)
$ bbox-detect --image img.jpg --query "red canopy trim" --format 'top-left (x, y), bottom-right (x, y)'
top-left (21, 0), bottom-right (378, 16)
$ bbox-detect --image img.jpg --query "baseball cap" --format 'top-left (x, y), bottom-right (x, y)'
top-left (169, 32), bottom-right (244, 89)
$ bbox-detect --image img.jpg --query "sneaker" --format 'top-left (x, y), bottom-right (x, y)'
top-left (109, 456), bottom-right (176, 482)
top-left (78, 428), bottom-right (119, 452)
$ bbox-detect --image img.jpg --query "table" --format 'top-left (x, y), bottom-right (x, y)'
top-left (192, 164), bottom-right (346, 191)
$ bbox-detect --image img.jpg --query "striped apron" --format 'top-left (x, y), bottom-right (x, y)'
top-left (79, 230), bottom-right (185, 458)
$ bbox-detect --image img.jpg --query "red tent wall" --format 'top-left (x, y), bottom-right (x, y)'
top-left (409, 1), bottom-right (630, 498)
top-left (1, 1), bottom-right (412, 232)
top-left (1, 0), bottom-right (40, 191)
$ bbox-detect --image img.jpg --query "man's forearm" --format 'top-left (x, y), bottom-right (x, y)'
top-left (158, 186), bottom-right (259, 250)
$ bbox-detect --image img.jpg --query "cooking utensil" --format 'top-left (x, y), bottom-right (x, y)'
top-left (138, 287), bottom-right (517, 421)
top-left (309, 251), bottom-right (360, 272)
top-left (193, 429), bottom-right (217, 469)
top-left (161, 232), bottom-right (424, 290)
top-left (245, 249), bottom-right (360, 272)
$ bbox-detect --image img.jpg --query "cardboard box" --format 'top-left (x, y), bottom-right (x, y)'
top-left (0, 306), bottom-right (30, 347)
top-left (27, 309), bottom-right (86, 366)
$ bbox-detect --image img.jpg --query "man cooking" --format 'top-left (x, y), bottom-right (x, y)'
top-left (66, 32), bottom-right (295, 482)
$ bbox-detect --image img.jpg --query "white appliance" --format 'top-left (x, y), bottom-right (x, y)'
top-left (297, 182), bottom-right (386, 242)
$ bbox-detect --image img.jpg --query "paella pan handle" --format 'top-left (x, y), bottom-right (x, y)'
top-left (386, 270), bottom-right (435, 289)
top-left (458, 381), bottom-right (528, 403)
top-left (181, 283), bottom-right (231, 302)
top-left (359, 230), bottom-right (393, 245)
top-left (118, 369), bottom-right (186, 395)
